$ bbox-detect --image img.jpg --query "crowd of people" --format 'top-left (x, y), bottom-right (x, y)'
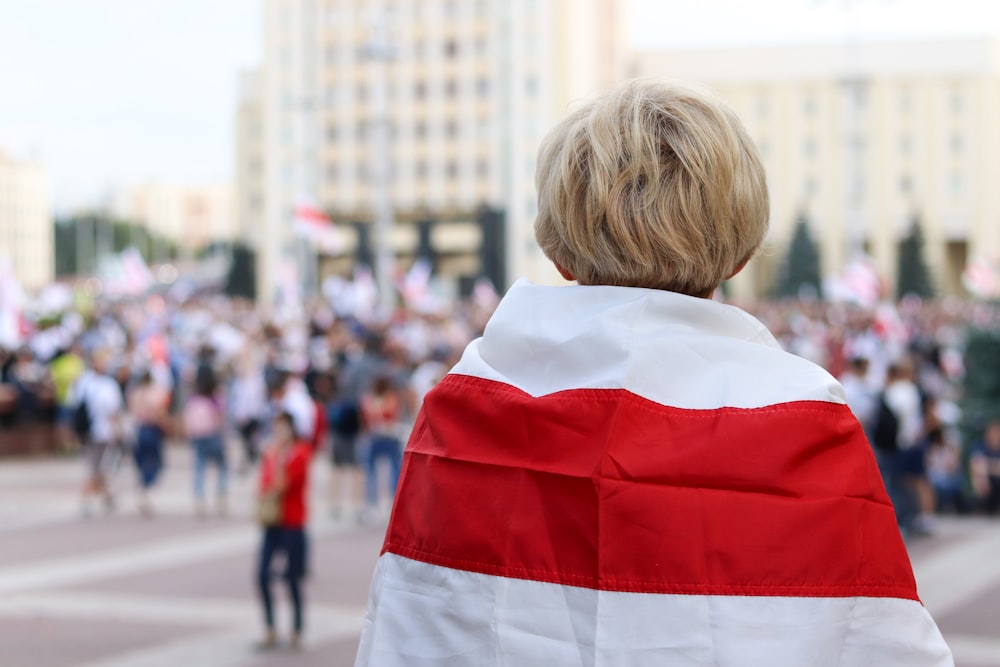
top-left (2, 288), bottom-right (999, 532)
top-left (2, 282), bottom-right (1000, 644)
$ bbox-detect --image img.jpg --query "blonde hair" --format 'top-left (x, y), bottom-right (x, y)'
top-left (535, 79), bottom-right (769, 296)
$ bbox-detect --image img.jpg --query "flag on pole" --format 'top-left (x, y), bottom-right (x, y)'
top-left (0, 254), bottom-right (25, 349)
top-left (825, 255), bottom-right (882, 308)
top-left (293, 202), bottom-right (341, 254)
top-left (962, 257), bottom-right (1000, 299)
top-left (399, 258), bottom-right (432, 310)
top-left (356, 281), bottom-right (951, 666)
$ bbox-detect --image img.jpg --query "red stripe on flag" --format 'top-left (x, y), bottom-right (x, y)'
top-left (294, 205), bottom-right (331, 226)
top-left (383, 374), bottom-right (918, 600)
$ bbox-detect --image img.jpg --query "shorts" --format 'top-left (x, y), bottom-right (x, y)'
top-left (896, 445), bottom-right (926, 477)
top-left (85, 440), bottom-right (115, 477)
top-left (330, 433), bottom-right (358, 467)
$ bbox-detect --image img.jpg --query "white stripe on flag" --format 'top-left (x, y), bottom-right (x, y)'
top-left (357, 554), bottom-right (952, 667)
top-left (452, 280), bottom-right (846, 410)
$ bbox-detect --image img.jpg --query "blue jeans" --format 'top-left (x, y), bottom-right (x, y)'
top-left (257, 526), bottom-right (307, 632)
top-left (134, 424), bottom-right (164, 489)
top-left (191, 434), bottom-right (227, 500)
top-left (365, 434), bottom-right (402, 507)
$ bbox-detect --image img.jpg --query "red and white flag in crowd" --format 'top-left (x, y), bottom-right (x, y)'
top-left (825, 254), bottom-right (882, 308)
top-left (0, 254), bottom-right (25, 349)
top-left (962, 257), bottom-right (1000, 299)
top-left (356, 281), bottom-right (951, 666)
top-left (399, 258), bottom-right (433, 310)
top-left (292, 202), bottom-right (341, 253)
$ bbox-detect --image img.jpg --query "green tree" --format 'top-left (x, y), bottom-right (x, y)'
top-left (896, 216), bottom-right (935, 299)
top-left (961, 327), bottom-right (1000, 451)
top-left (774, 214), bottom-right (822, 298)
top-left (53, 214), bottom-right (179, 277)
top-left (225, 243), bottom-right (257, 300)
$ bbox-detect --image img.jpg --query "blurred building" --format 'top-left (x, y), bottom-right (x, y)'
top-left (235, 70), bottom-right (265, 249)
top-left (111, 182), bottom-right (237, 255)
top-left (0, 150), bottom-right (53, 288)
top-left (632, 38), bottom-right (1000, 298)
top-left (247, 0), bottom-right (626, 302)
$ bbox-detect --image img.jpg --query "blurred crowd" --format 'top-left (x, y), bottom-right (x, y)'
top-left (2, 286), bottom-right (1000, 532)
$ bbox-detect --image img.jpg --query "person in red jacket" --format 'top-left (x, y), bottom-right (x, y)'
top-left (256, 412), bottom-right (311, 650)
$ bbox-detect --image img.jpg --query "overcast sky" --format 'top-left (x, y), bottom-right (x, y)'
top-left (2, 0), bottom-right (1000, 213)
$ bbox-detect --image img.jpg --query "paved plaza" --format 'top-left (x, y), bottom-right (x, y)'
top-left (0, 446), bottom-right (998, 666)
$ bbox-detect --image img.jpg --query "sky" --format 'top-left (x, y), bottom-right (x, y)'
top-left (2, 0), bottom-right (1000, 213)
top-left (0, 0), bottom-right (260, 213)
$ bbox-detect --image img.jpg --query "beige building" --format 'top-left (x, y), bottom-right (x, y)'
top-left (0, 150), bottom-right (53, 288)
top-left (632, 38), bottom-right (1000, 298)
top-left (112, 182), bottom-right (237, 255)
top-left (249, 0), bottom-right (626, 302)
top-left (235, 70), bottom-right (266, 248)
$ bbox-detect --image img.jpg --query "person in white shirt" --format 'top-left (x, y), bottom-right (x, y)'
top-left (73, 348), bottom-right (124, 515)
top-left (884, 359), bottom-right (936, 534)
top-left (839, 356), bottom-right (877, 436)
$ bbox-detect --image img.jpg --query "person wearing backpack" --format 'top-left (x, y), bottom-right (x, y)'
top-left (72, 348), bottom-right (125, 516)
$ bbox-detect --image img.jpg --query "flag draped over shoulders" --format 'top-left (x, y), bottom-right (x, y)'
top-left (356, 280), bottom-right (953, 667)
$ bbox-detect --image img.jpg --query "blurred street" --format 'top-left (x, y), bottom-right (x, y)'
top-left (0, 448), bottom-right (997, 666)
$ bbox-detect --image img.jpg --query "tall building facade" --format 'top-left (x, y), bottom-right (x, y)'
top-left (235, 70), bottom-right (266, 249)
top-left (0, 150), bottom-right (53, 288)
top-left (111, 182), bottom-right (237, 255)
top-left (632, 38), bottom-right (1000, 298)
top-left (249, 0), bottom-right (626, 303)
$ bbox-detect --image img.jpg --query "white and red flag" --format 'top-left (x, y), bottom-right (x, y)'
top-left (962, 257), bottom-right (1000, 299)
top-left (356, 281), bottom-right (951, 666)
top-left (292, 202), bottom-right (341, 253)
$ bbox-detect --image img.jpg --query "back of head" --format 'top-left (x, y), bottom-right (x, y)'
top-left (535, 79), bottom-right (769, 296)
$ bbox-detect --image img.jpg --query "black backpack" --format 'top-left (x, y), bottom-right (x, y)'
top-left (870, 393), bottom-right (899, 453)
top-left (72, 388), bottom-right (92, 440)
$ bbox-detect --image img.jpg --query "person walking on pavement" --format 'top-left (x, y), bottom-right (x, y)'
top-left (359, 375), bottom-right (405, 520)
top-left (73, 348), bottom-right (125, 516)
top-left (183, 375), bottom-right (228, 517)
top-left (255, 411), bottom-right (312, 651)
top-left (127, 371), bottom-right (171, 516)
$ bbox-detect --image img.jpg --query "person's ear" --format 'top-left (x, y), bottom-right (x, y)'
top-left (725, 257), bottom-right (751, 281)
top-left (555, 262), bottom-right (575, 282)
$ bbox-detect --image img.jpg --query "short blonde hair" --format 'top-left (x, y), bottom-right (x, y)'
top-left (535, 79), bottom-right (769, 296)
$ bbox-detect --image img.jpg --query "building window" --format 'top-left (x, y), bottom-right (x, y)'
top-left (950, 133), bottom-right (963, 155)
top-left (899, 134), bottom-right (912, 156)
top-left (446, 161), bottom-right (459, 179)
top-left (804, 175), bottom-right (818, 197)
top-left (414, 80), bottom-right (427, 99)
top-left (444, 79), bottom-right (458, 98)
top-left (899, 90), bottom-right (912, 115)
top-left (444, 40), bottom-right (458, 58)
top-left (476, 160), bottom-right (489, 178)
top-left (755, 96), bottom-right (769, 119)
top-left (326, 165), bottom-right (339, 183)
top-left (804, 137), bottom-right (818, 159)
top-left (415, 120), bottom-right (427, 139)
top-left (445, 119), bottom-right (458, 138)
top-left (900, 173), bottom-right (912, 194)
top-left (950, 170), bottom-right (964, 197)
top-left (757, 139), bottom-right (770, 159)
top-left (416, 161), bottom-right (429, 179)
top-left (949, 89), bottom-right (963, 114)
top-left (525, 76), bottom-right (538, 95)
top-left (356, 83), bottom-right (367, 103)
top-left (326, 124), bottom-right (339, 142)
top-left (476, 77), bottom-right (490, 96)
top-left (803, 94), bottom-right (817, 117)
